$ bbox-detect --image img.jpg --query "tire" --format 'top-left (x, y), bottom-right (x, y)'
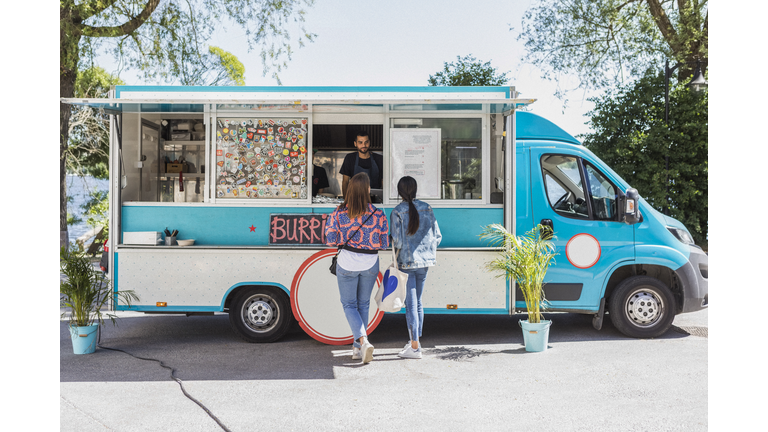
top-left (608, 276), bottom-right (676, 338)
top-left (229, 286), bottom-right (292, 343)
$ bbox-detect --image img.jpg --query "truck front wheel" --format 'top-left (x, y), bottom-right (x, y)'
top-left (608, 276), bottom-right (676, 338)
top-left (229, 286), bottom-right (292, 343)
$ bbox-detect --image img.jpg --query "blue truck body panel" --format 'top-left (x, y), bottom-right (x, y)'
top-left (111, 101), bottom-right (707, 334)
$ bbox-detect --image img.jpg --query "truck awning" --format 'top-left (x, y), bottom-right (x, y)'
top-left (61, 99), bottom-right (205, 114)
top-left (61, 86), bottom-right (536, 114)
top-left (61, 98), bottom-right (536, 114)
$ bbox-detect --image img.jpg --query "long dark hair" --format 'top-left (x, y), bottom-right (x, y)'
top-left (397, 176), bottom-right (419, 235)
top-left (342, 172), bottom-right (371, 219)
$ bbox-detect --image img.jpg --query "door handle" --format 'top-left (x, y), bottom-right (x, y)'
top-left (540, 219), bottom-right (554, 240)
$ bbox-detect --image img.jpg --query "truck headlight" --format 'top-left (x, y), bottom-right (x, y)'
top-left (667, 227), bottom-right (695, 245)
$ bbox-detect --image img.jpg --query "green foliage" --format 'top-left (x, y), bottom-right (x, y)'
top-left (517, 0), bottom-right (708, 98)
top-left (208, 46), bottom-right (246, 86)
top-left (75, 66), bottom-right (124, 99)
top-left (82, 190), bottom-right (110, 238)
top-left (428, 55), bottom-right (509, 86)
top-left (66, 0), bottom-right (315, 85)
top-left (581, 70), bottom-right (708, 248)
top-left (60, 247), bottom-right (138, 327)
top-left (481, 224), bottom-right (557, 323)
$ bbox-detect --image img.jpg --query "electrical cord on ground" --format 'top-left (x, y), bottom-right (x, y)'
top-left (96, 328), bottom-right (232, 432)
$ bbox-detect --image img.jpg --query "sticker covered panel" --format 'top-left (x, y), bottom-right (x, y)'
top-left (216, 117), bottom-right (308, 199)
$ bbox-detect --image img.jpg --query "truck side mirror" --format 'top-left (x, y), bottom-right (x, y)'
top-left (621, 188), bottom-right (641, 225)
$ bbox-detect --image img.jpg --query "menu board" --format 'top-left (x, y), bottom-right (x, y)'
top-left (389, 128), bottom-right (441, 199)
top-left (215, 117), bottom-right (308, 199)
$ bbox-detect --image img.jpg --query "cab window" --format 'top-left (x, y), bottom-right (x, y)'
top-left (541, 155), bottom-right (588, 218)
top-left (541, 154), bottom-right (621, 221)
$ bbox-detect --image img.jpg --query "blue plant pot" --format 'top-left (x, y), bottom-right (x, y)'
top-left (519, 319), bottom-right (552, 352)
top-left (69, 324), bottom-right (98, 355)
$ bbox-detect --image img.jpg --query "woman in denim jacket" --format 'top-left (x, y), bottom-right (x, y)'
top-left (324, 173), bottom-right (389, 364)
top-left (390, 176), bottom-right (442, 359)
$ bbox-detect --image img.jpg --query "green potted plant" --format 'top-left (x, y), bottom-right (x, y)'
top-left (480, 223), bottom-right (557, 352)
top-left (60, 246), bottom-right (138, 354)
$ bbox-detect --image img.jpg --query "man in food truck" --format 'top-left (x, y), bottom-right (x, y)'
top-left (340, 130), bottom-right (383, 197)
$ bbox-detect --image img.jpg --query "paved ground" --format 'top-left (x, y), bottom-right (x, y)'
top-left (60, 308), bottom-right (708, 431)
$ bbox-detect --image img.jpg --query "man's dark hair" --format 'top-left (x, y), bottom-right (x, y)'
top-left (354, 130), bottom-right (370, 142)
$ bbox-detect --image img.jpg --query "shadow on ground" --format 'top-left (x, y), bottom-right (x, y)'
top-left (60, 311), bottom-right (700, 383)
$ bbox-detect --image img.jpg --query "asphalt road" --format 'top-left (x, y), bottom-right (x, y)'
top-left (60, 309), bottom-right (707, 431)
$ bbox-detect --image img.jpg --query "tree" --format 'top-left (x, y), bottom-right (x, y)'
top-left (203, 46), bottom-right (247, 86)
top-left (60, 0), bottom-right (316, 247)
top-left (517, 0), bottom-right (708, 99)
top-left (428, 55), bottom-right (509, 86)
top-left (581, 70), bottom-right (708, 249)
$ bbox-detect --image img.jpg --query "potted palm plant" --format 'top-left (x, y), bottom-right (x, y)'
top-left (60, 246), bottom-right (138, 354)
top-left (481, 223), bottom-right (557, 352)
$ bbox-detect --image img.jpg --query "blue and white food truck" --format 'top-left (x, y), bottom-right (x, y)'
top-left (64, 86), bottom-right (708, 344)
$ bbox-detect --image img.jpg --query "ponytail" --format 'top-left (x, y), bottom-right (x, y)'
top-left (397, 176), bottom-right (419, 236)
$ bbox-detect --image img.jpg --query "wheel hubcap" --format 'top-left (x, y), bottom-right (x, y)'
top-left (626, 289), bottom-right (664, 327)
top-left (242, 294), bottom-right (278, 332)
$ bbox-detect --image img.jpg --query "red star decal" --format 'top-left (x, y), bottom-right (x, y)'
top-left (249, 225), bottom-right (256, 232)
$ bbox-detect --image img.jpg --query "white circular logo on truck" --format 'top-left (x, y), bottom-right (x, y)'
top-left (566, 233), bottom-right (601, 269)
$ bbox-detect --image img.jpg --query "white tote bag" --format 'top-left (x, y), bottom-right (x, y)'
top-left (375, 247), bottom-right (408, 313)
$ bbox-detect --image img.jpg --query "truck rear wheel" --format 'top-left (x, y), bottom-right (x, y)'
top-left (229, 286), bottom-right (292, 343)
top-left (609, 276), bottom-right (676, 338)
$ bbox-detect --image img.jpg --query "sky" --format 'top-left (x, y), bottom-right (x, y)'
top-left (96, 0), bottom-right (598, 138)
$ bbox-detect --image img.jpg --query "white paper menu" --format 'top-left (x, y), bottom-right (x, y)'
top-left (389, 128), bottom-right (441, 199)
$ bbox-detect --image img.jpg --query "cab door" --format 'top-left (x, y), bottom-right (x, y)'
top-left (526, 147), bottom-right (635, 311)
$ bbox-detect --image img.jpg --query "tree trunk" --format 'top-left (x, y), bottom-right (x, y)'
top-left (61, 74), bottom-right (76, 249)
top-left (60, 7), bottom-right (80, 249)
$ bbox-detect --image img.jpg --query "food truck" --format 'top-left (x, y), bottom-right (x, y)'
top-left (64, 86), bottom-right (708, 344)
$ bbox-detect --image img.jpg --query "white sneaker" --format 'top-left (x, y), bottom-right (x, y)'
top-left (399, 342), bottom-right (412, 355)
top-left (351, 347), bottom-right (361, 360)
top-left (399, 341), bottom-right (420, 356)
top-left (361, 339), bottom-right (374, 364)
top-left (398, 346), bottom-right (422, 359)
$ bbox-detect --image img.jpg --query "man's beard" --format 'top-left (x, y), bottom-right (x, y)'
top-left (357, 147), bottom-right (370, 154)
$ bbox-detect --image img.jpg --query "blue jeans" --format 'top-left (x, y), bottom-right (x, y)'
top-left (336, 259), bottom-right (379, 348)
top-left (403, 267), bottom-right (429, 343)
